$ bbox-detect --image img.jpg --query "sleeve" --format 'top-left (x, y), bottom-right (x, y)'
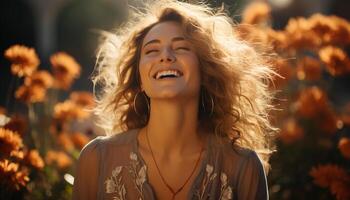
top-left (236, 151), bottom-right (269, 200)
top-left (72, 137), bottom-right (102, 200)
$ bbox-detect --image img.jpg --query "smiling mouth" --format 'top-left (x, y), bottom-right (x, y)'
top-left (153, 69), bottom-right (183, 80)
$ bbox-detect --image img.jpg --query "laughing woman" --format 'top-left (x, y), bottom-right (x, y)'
top-left (72, 1), bottom-right (277, 200)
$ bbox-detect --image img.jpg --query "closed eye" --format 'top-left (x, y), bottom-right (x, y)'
top-left (175, 47), bottom-right (190, 51)
top-left (145, 49), bottom-right (159, 55)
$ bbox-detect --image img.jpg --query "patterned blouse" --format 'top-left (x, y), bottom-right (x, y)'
top-left (72, 129), bottom-right (268, 200)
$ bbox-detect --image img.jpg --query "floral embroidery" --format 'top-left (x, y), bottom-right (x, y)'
top-left (219, 172), bottom-right (233, 200)
top-left (195, 164), bottom-right (233, 200)
top-left (105, 166), bottom-right (126, 200)
top-left (128, 152), bottom-right (147, 199)
top-left (105, 152), bottom-right (146, 200)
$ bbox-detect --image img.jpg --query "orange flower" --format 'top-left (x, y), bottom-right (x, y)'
top-left (266, 29), bottom-right (288, 51)
top-left (50, 52), bottom-right (81, 90)
top-left (309, 14), bottom-right (350, 46)
top-left (0, 159), bottom-right (29, 191)
top-left (4, 114), bottom-right (27, 136)
top-left (0, 128), bottom-right (23, 156)
top-left (310, 164), bottom-right (349, 188)
top-left (242, 2), bottom-right (271, 25)
top-left (15, 85), bottom-right (46, 104)
top-left (271, 58), bottom-right (294, 88)
top-left (319, 46), bottom-right (350, 76)
top-left (71, 132), bottom-right (90, 150)
top-left (57, 132), bottom-right (74, 151)
top-left (330, 180), bottom-right (350, 200)
top-left (338, 138), bottom-right (350, 159)
top-left (54, 100), bottom-right (90, 123)
top-left (24, 70), bottom-right (53, 89)
top-left (4, 45), bottom-right (40, 77)
top-left (296, 56), bottom-right (322, 81)
top-left (295, 87), bottom-right (329, 118)
top-left (45, 150), bottom-right (72, 169)
top-left (10, 150), bottom-right (24, 160)
top-left (285, 17), bottom-right (321, 50)
top-left (70, 91), bottom-right (95, 108)
top-left (24, 150), bottom-right (44, 170)
top-left (279, 117), bottom-right (304, 144)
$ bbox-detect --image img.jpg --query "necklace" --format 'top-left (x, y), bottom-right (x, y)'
top-left (145, 128), bottom-right (204, 200)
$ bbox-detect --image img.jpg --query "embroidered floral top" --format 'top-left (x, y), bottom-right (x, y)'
top-left (72, 129), bottom-right (268, 200)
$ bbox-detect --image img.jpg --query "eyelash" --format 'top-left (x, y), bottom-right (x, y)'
top-left (145, 47), bottom-right (190, 55)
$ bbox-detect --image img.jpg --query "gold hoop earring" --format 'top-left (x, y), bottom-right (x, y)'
top-left (133, 91), bottom-right (150, 117)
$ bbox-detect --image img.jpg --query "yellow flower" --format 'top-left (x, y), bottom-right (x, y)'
top-left (50, 52), bottom-right (81, 90)
top-left (4, 45), bottom-right (40, 77)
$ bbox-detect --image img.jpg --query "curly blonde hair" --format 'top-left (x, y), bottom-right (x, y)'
top-left (92, 0), bottom-right (278, 172)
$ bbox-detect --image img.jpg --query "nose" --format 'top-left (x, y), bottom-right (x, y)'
top-left (160, 48), bottom-right (176, 63)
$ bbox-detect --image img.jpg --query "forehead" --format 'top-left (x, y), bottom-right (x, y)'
top-left (142, 21), bottom-right (184, 45)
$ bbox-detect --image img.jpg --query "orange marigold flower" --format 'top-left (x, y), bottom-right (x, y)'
top-left (24, 70), bottom-right (53, 89)
top-left (338, 138), bottom-right (350, 159)
top-left (285, 17), bottom-right (321, 50)
top-left (279, 117), bottom-right (304, 144)
top-left (57, 132), bottom-right (74, 151)
top-left (4, 114), bottom-right (27, 136)
top-left (0, 128), bottom-right (23, 156)
top-left (50, 52), bottom-right (81, 90)
top-left (330, 180), bottom-right (350, 200)
top-left (10, 150), bottom-right (24, 160)
top-left (0, 159), bottom-right (29, 191)
top-left (309, 14), bottom-right (350, 46)
top-left (310, 164), bottom-right (349, 188)
top-left (4, 45), bottom-right (40, 77)
top-left (295, 87), bottom-right (329, 118)
top-left (70, 91), bottom-right (95, 108)
top-left (71, 132), bottom-right (90, 150)
top-left (54, 100), bottom-right (90, 122)
top-left (242, 2), bottom-right (271, 25)
top-left (317, 108), bottom-right (339, 135)
top-left (15, 85), bottom-right (46, 104)
top-left (296, 56), bottom-right (322, 81)
top-left (319, 46), bottom-right (350, 76)
top-left (271, 58), bottom-right (294, 88)
top-left (25, 150), bottom-right (44, 170)
top-left (45, 150), bottom-right (72, 169)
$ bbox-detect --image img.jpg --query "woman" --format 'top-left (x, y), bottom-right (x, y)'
top-left (73, 1), bottom-right (277, 199)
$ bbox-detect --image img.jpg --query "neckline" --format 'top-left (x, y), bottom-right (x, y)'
top-left (132, 128), bottom-right (212, 200)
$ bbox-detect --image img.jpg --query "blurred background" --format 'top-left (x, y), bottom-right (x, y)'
top-left (0, 0), bottom-right (349, 199)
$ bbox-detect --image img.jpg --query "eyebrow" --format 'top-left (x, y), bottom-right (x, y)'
top-left (142, 37), bottom-right (185, 48)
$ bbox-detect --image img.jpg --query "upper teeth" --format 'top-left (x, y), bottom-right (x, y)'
top-left (155, 70), bottom-right (181, 79)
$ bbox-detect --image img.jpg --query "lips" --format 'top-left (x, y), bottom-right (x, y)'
top-left (153, 69), bottom-right (183, 80)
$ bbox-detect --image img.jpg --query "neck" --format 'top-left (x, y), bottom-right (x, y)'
top-left (143, 97), bottom-right (204, 158)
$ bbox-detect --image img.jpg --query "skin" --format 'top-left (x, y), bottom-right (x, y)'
top-left (137, 21), bottom-right (208, 199)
